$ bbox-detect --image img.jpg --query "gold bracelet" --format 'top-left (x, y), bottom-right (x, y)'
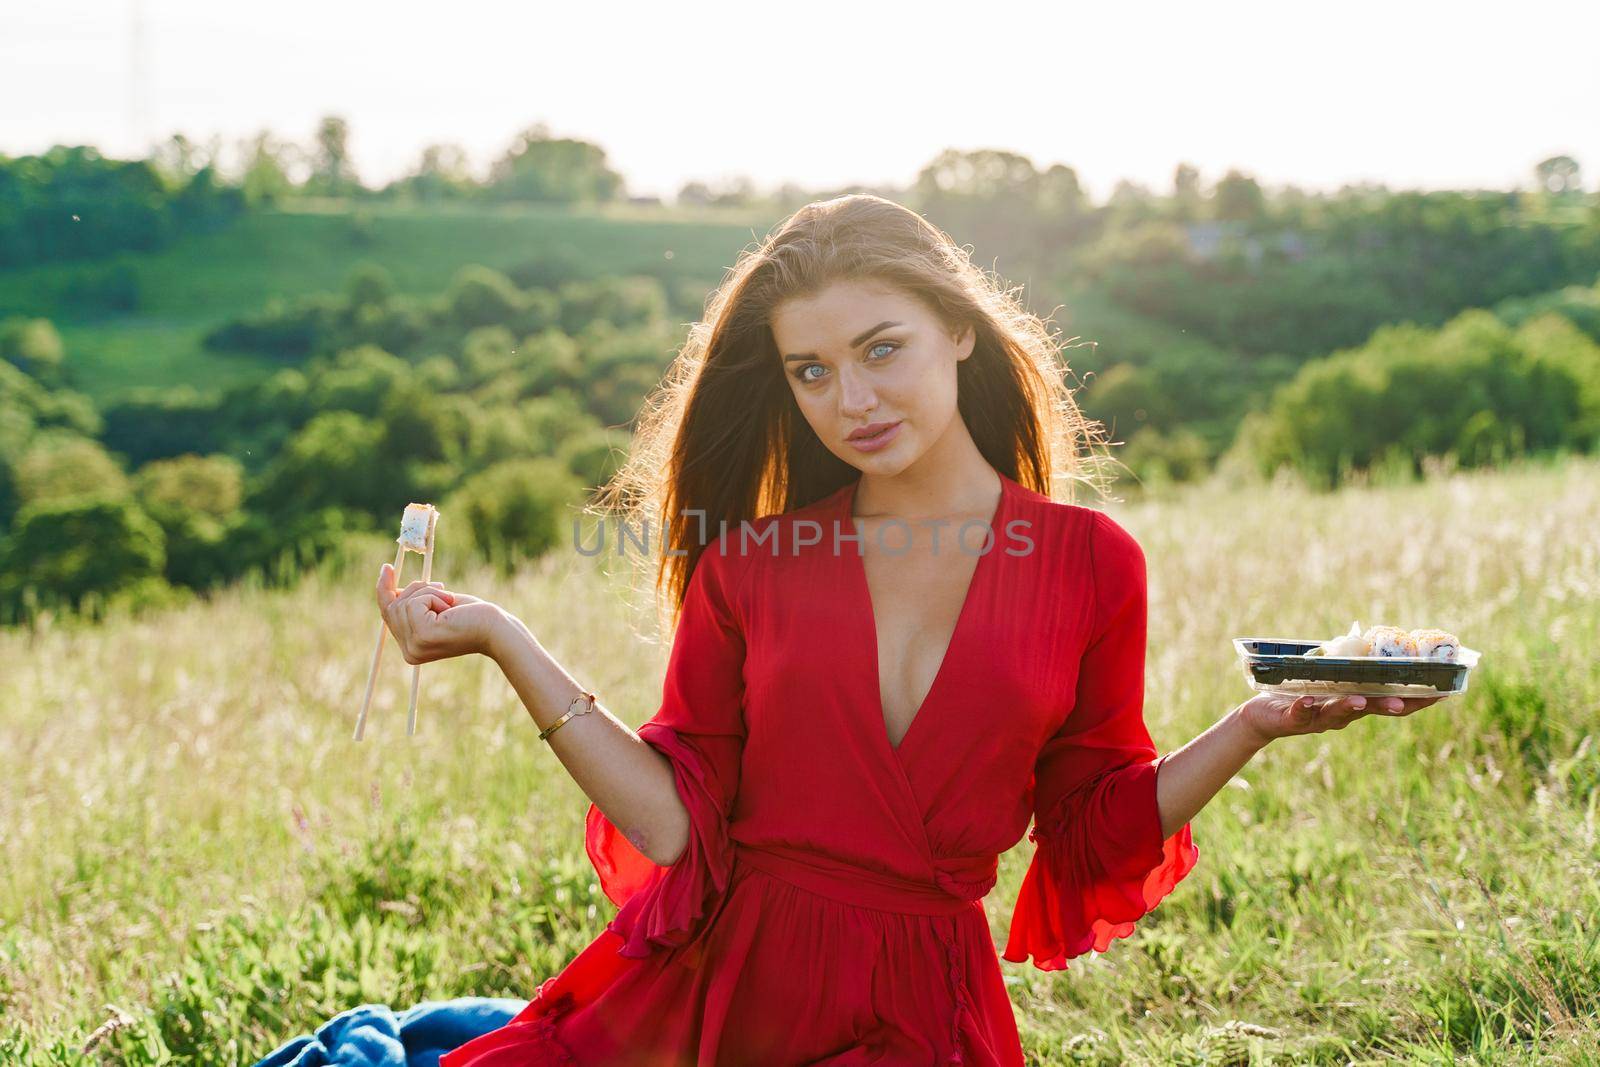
top-left (538, 689), bottom-right (597, 742)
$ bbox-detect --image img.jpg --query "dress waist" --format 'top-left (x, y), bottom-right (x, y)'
top-left (733, 840), bottom-right (980, 917)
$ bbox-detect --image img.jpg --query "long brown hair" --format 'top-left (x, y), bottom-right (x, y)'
top-left (590, 193), bottom-right (1114, 636)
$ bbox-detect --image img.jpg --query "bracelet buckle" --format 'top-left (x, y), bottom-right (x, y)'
top-left (538, 689), bottom-right (597, 742)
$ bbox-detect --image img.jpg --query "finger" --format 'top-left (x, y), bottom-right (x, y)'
top-left (395, 580), bottom-right (455, 607)
top-left (1323, 699), bottom-right (1366, 727)
top-left (376, 563), bottom-right (399, 606)
top-left (406, 594), bottom-right (453, 623)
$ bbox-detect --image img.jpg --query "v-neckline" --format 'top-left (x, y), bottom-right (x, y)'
top-left (841, 470), bottom-right (1012, 760)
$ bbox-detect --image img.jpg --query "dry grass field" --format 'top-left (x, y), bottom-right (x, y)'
top-left (3, 456), bottom-right (1597, 1063)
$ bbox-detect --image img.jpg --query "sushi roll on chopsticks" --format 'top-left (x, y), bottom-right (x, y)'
top-left (398, 502), bottom-right (437, 553)
top-left (354, 503), bottom-right (441, 740)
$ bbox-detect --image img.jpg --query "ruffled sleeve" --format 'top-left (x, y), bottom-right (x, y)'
top-left (584, 537), bottom-right (749, 963)
top-left (1002, 510), bottom-right (1199, 972)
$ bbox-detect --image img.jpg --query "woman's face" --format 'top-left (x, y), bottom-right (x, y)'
top-left (769, 279), bottom-right (975, 476)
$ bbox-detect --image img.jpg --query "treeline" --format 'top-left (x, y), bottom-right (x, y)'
top-left (9, 261), bottom-right (1599, 623)
top-left (0, 145), bottom-right (243, 273)
top-left (0, 264), bottom-right (690, 623)
top-left (903, 151), bottom-right (1600, 480)
top-left (5, 120), bottom-right (1600, 621)
top-left (235, 118), bottom-right (629, 208)
top-left (0, 117), bottom-right (637, 275)
top-left (1219, 283), bottom-right (1600, 489)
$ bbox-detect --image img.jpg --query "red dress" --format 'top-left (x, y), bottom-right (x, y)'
top-left (441, 470), bottom-right (1199, 1066)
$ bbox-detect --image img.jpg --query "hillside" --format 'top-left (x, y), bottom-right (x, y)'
top-left (0, 202), bottom-right (774, 401)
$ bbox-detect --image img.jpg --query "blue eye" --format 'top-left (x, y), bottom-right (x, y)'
top-left (790, 341), bottom-right (900, 385)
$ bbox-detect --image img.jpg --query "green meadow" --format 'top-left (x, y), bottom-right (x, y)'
top-left (0, 202), bottom-right (767, 401)
top-left (3, 455), bottom-right (1596, 1064)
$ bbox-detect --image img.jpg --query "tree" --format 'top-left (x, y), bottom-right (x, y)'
top-left (914, 148), bottom-right (1040, 203)
top-left (486, 124), bottom-right (625, 203)
top-left (1172, 162), bottom-right (1203, 220)
top-left (149, 131), bottom-right (219, 183)
top-left (1037, 164), bottom-right (1087, 219)
top-left (133, 454), bottom-right (244, 521)
top-left (1105, 179), bottom-right (1160, 226)
top-left (448, 265), bottom-right (525, 329)
top-left (676, 180), bottom-right (714, 206)
top-left (0, 317), bottom-right (66, 383)
top-left (239, 129), bottom-right (297, 205)
top-left (308, 115), bottom-right (360, 196)
top-left (393, 143), bottom-right (474, 201)
top-left (1534, 155), bottom-right (1582, 195)
top-left (344, 262), bottom-right (395, 310)
top-left (253, 410), bottom-right (390, 516)
top-left (0, 495), bottom-right (166, 613)
top-left (1213, 169), bottom-right (1266, 222)
top-left (151, 132), bottom-right (197, 182)
top-left (14, 431), bottom-right (128, 508)
top-left (446, 457), bottom-right (582, 570)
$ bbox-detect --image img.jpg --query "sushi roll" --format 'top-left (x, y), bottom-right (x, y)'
top-left (1363, 624), bottom-right (1419, 658)
top-left (1409, 628), bottom-right (1460, 662)
top-left (398, 502), bottom-right (438, 552)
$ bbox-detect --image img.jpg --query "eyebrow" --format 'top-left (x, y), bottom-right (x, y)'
top-left (782, 321), bottom-right (903, 363)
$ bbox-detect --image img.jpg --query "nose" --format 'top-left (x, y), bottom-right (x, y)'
top-left (837, 365), bottom-right (878, 419)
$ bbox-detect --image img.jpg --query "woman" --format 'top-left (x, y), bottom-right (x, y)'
top-left (375, 194), bottom-right (1446, 1065)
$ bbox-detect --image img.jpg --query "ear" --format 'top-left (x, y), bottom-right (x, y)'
top-left (953, 323), bottom-right (976, 362)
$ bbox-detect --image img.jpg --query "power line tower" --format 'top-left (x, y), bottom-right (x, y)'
top-left (128, 0), bottom-right (151, 156)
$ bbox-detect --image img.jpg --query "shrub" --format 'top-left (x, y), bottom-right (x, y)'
top-left (446, 457), bottom-right (583, 571)
top-left (0, 495), bottom-right (165, 615)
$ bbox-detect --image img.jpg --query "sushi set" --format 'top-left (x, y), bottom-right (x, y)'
top-left (1234, 622), bottom-right (1481, 698)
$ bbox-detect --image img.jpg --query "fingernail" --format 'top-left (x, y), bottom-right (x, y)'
top-left (1350, 699), bottom-right (1366, 710)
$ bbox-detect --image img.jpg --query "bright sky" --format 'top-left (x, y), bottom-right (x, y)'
top-left (4, 0), bottom-right (1597, 201)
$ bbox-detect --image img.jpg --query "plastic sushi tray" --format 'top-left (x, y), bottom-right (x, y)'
top-left (1233, 638), bottom-right (1482, 698)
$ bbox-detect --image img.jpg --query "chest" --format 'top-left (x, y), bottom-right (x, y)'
top-left (857, 523), bottom-right (986, 750)
top-left (737, 520), bottom-right (1093, 763)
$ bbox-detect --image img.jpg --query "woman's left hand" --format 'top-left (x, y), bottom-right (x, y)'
top-left (375, 563), bottom-right (506, 664)
top-left (1236, 690), bottom-right (1450, 745)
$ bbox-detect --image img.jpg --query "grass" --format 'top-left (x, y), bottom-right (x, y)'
top-left (2, 456), bottom-right (1597, 1064)
top-left (0, 201), bottom-right (778, 401)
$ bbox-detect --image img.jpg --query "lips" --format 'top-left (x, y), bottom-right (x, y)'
top-left (848, 421), bottom-right (900, 442)
top-left (846, 420), bottom-right (902, 452)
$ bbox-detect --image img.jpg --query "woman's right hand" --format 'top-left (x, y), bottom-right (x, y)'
top-left (375, 563), bottom-right (508, 665)
top-left (1235, 689), bottom-right (1446, 745)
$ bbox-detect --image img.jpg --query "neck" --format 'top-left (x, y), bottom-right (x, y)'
top-left (851, 434), bottom-right (1000, 523)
